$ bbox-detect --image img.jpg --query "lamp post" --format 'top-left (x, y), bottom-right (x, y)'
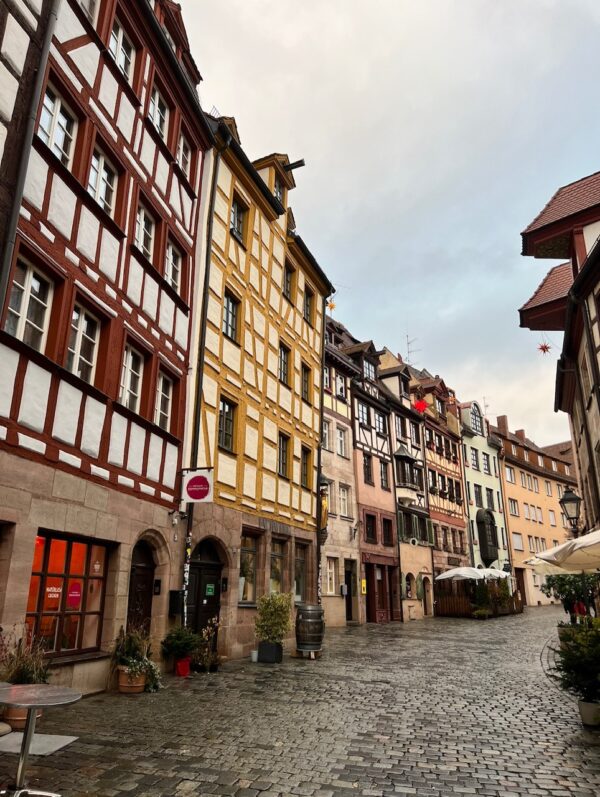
top-left (559, 486), bottom-right (583, 538)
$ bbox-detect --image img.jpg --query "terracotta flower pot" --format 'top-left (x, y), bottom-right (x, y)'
top-left (117, 666), bottom-right (146, 694)
top-left (578, 700), bottom-right (600, 727)
top-left (3, 706), bottom-right (42, 730)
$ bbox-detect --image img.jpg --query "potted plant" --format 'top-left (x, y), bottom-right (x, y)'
top-left (192, 616), bottom-right (221, 673)
top-left (111, 626), bottom-right (161, 694)
top-left (255, 592), bottom-right (292, 663)
top-left (161, 625), bottom-right (201, 677)
top-left (472, 608), bottom-right (490, 620)
top-left (0, 627), bottom-right (49, 729)
top-left (541, 573), bottom-right (600, 628)
top-left (552, 624), bottom-right (600, 726)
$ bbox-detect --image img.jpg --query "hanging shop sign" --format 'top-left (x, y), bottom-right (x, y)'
top-left (181, 468), bottom-right (214, 503)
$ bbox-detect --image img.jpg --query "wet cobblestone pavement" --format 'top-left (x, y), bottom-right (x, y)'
top-left (1, 607), bottom-right (599, 796)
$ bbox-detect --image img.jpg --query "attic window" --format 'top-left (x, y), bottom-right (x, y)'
top-left (363, 360), bottom-right (375, 381)
top-left (274, 175), bottom-right (284, 203)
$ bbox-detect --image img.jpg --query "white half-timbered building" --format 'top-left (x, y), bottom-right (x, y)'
top-left (0, 0), bottom-right (213, 691)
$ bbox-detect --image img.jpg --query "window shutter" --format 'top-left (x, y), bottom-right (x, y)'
top-left (400, 570), bottom-right (407, 598)
top-left (427, 519), bottom-right (434, 545)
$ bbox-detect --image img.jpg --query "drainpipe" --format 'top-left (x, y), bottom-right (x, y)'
top-left (0, 0), bottom-right (62, 311)
top-left (182, 130), bottom-right (232, 626)
top-left (460, 430), bottom-right (475, 567)
top-left (315, 295), bottom-right (328, 605)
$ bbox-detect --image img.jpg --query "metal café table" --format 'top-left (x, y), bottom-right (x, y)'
top-left (0, 684), bottom-right (81, 797)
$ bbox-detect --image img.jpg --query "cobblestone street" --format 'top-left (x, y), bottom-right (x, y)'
top-left (1, 607), bottom-right (599, 797)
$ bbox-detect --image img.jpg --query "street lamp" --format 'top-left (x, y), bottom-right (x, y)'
top-left (559, 486), bottom-right (583, 536)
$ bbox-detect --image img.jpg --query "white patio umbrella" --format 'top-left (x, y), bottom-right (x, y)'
top-left (435, 566), bottom-right (486, 581)
top-left (536, 529), bottom-right (600, 573)
top-left (481, 568), bottom-right (512, 580)
top-left (523, 556), bottom-right (571, 576)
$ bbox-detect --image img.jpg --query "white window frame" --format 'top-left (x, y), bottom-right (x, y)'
top-left (505, 465), bottom-right (515, 484)
top-left (4, 259), bottom-right (53, 353)
top-left (78, 0), bottom-right (97, 23)
top-left (536, 506), bottom-right (543, 523)
top-left (545, 480), bottom-right (552, 496)
top-left (38, 86), bottom-right (77, 168)
top-left (326, 557), bottom-right (337, 595)
top-left (165, 240), bottom-right (182, 293)
top-left (508, 498), bottom-right (519, 517)
top-left (323, 366), bottom-right (330, 391)
top-left (336, 373), bottom-right (346, 398)
top-left (339, 485), bottom-right (350, 518)
top-left (336, 426), bottom-right (347, 457)
top-left (549, 510), bottom-right (556, 527)
top-left (67, 303), bottom-right (100, 384)
top-left (177, 132), bottom-right (191, 178)
top-left (154, 371), bottom-right (173, 431)
top-left (88, 149), bottom-right (117, 217)
top-left (322, 419), bottom-right (330, 451)
top-left (119, 344), bottom-right (144, 413)
top-left (148, 86), bottom-right (169, 140)
top-left (135, 205), bottom-right (155, 261)
top-left (520, 471), bottom-right (526, 488)
top-left (512, 532), bottom-right (524, 551)
top-left (109, 18), bottom-right (134, 81)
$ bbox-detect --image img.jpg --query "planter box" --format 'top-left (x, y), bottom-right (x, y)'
top-left (257, 641), bottom-right (283, 663)
top-left (117, 667), bottom-right (146, 694)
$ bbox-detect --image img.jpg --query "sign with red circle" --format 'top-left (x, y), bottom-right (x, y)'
top-left (182, 469), bottom-right (213, 503)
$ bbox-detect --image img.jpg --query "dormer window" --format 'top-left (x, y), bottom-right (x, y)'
top-left (470, 404), bottom-right (483, 435)
top-left (109, 19), bottom-right (134, 82)
top-left (401, 377), bottom-right (409, 396)
top-left (149, 86), bottom-right (169, 140)
top-left (435, 398), bottom-right (445, 416)
top-left (363, 360), bottom-right (376, 381)
top-left (274, 174), bottom-right (284, 203)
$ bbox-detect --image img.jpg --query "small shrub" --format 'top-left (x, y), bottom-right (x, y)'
top-left (255, 592), bottom-right (292, 644)
top-left (161, 625), bottom-right (201, 659)
top-left (0, 626), bottom-right (49, 685)
top-left (552, 625), bottom-right (600, 703)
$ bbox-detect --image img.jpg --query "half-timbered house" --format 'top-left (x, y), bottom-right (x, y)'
top-left (0, 0), bottom-right (213, 691)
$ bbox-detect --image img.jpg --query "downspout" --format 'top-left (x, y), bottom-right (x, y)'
top-left (315, 295), bottom-right (328, 605)
top-left (182, 131), bottom-right (232, 626)
top-left (393, 448), bottom-right (404, 623)
top-left (0, 0), bottom-right (62, 310)
top-left (576, 298), bottom-right (600, 520)
top-left (460, 431), bottom-right (475, 567)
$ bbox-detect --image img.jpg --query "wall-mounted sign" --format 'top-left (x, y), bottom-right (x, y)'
top-left (67, 582), bottom-right (82, 608)
top-left (182, 468), bottom-right (214, 503)
top-left (361, 578), bottom-right (367, 595)
top-left (206, 583), bottom-right (215, 597)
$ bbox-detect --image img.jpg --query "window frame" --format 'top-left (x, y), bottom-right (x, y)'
top-left (4, 258), bottom-right (54, 353)
top-left (278, 432), bottom-right (290, 479)
top-left (278, 343), bottom-right (290, 385)
top-left (303, 285), bottom-right (314, 325)
top-left (301, 363), bottom-right (311, 403)
top-left (154, 370), bottom-right (174, 432)
top-left (38, 85), bottom-right (77, 168)
top-left (119, 343), bottom-right (145, 413)
top-left (218, 396), bottom-right (236, 452)
top-left (300, 446), bottom-right (311, 489)
top-left (66, 301), bottom-right (100, 385)
top-left (87, 148), bottom-right (117, 217)
top-left (108, 17), bottom-right (135, 82)
top-left (230, 196), bottom-right (247, 244)
top-left (135, 204), bottom-right (155, 262)
top-left (148, 84), bottom-right (169, 141)
top-left (222, 291), bottom-right (240, 343)
top-left (165, 240), bottom-right (182, 294)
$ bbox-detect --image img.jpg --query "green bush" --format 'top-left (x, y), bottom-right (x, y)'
top-left (161, 625), bottom-right (201, 659)
top-left (474, 581), bottom-right (490, 608)
top-left (0, 628), bottom-right (49, 685)
top-left (553, 625), bottom-right (600, 703)
top-left (255, 592), bottom-right (292, 644)
top-left (472, 608), bottom-right (490, 620)
top-left (111, 626), bottom-right (162, 692)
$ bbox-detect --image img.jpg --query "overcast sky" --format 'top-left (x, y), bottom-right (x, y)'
top-left (179, 0), bottom-right (600, 446)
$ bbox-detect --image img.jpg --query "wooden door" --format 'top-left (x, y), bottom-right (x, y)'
top-left (127, 541), bottom-right (155, 631)
top-left (193, 564), bottom-right (222, 631)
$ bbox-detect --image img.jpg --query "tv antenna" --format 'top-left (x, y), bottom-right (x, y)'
top-left (482, 395), bottom-right (491, 417)
top-left (405, 334), bottom-right (421, 366)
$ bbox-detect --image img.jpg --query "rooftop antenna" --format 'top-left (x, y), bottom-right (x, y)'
top-left (405, 334), bottom-right (421, 366)
top-left (209, 105), bottom-right (221, 118)
top-left (482, 396), bottom-right (491, 417)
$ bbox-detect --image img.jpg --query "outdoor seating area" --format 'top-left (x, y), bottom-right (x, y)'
top-left (434, 566), bottom-right (524, 619)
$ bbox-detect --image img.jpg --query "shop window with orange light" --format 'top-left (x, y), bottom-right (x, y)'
top-left (26, 534), bottom-right (108, 656)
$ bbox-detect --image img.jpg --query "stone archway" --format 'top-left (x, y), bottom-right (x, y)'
top-left (188, 537), bottom-right (226, 634)
top-left (127, 540), bottom-right (155, 631)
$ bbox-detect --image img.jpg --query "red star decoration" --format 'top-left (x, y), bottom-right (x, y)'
top-left (413, 399), bottom-right (428, 414)
top-left (538, 343), bottom-right (551, 354)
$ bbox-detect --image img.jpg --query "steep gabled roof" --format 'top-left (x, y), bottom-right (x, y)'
top-left (520, 262), bottom-right (572, 311)
top-left (523, 170), bottom-right (600, 235)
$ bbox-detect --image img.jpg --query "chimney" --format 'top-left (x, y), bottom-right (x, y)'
top-left (496, 415), bottom-right (509, 437)
top-left (396, 353), bottom-right (403, 363)
top-left (515, 429), bottom-right (526, 442)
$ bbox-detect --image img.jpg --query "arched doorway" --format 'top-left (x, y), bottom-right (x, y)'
top-left (127, 540), bottom-right (156, 631)
top-left (189, 538), bottom-right (224, 633)
top-left (423, 576), bottom-right (433, 616)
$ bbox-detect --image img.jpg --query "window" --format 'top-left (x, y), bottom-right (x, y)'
top-left (380, 460), bottom-right (389, 490)
top-left (536, 506), bottom-right (543, 523)
top-left (278, 343), bottom-right (290, 385)
top-left (363, 454), bottom-right (373, 484)
top-left (524, 450), bottom-right (529, 462)
top-left (364, 360), bottom-right (376, 381)
top-left (119, 344), bottom-right (144, 412)
top-left (294, 544), bottom-right (306, 603)
top-left (528, 535), bottom-right (535, 552)
top-left (474, 484), bottom-right (483, 508)
top-left (301, 447), bottom-right (311, 489)
top-left (67, 304), bottom-right (99, 384)
top-left (339, 485), bottom-right (350, 517)
top-left (533, 477), bottom-right (539, 493)
top-left (428, 469), bottom-right (437, 490)
top-left (274, 174), bottom-right (284, 203)
top-left (482, 453), bottom-right (491, 475)
top-left (549, 510), bottom-right (556, 527)
top-left (471, 448), bottom-right (480, 470)
top-left (410, 422), bottom-right (420, 447)
top-left (512, 532), bottom-right (524, 551)
top-left (78, 0), bottom-right (97, 23)
top-left (38, 87), bottom-right (76, 167)
top-left (439, 474), bottom-right (447, 495)
top-left (165, 241), bottom-right (182, 293)
top-left (435, 397), bottom-right (445, 416)
top-left (135, 205), bottom-right (155, 260)
top-left (230, 197), bottom-right (246, 242)
top-left (336, 427), bottom-right (347, 457)
top-left (508, 498), bottom-right (519, 517)
top-left (326, 480), bottom-right (335, 515)
top-left (486, 488), bottom-right (494, 511)
top-left (565, 465), bottom-right (570, 476)
top-left (154, 371), bottom-right (173, 431)
top-left (322, 420), bottom-right (331, 450)
top-left (26, 533), bottom-right (107, 655)
top-left (109, 19), bottom-right (134, 81)
top-left (557, 484), bottom-right (563, 498)
top-left (323, 365), bottom-right (330, 391)
top-left (375, 412), bottom-right (386, 435)
top-left (396, 415), bottom-right (407, 440)
top-left (278, 433), bottom-right (289, 478)
top-left (336, 374), bottom-right (346, 399)
top-left (365, 514), bottom-right (376, 542)
top-left (455, 480), bottom-right (462, 502)
top-left (470, 404), bottom-right (483, 434)
top-left (303, 286), bottom-right (314, 325)
top-left (382, 518), bottom-right (393, 545)
top-left (358, 402), bottom-right (370, 426)
top-left (301, 363), bottom-right (311, 403)
top-left (505, 465), bottom-right (515, 484)
top-left (520, 472), bottom-right (527, 488)
top-left (551, 460), bottom-right (557, 472)
top-left (4, 260), bottom-right (53, 352)
top-left (524, 503), bottom-right (530, 520)
top-left (239, 534), bottom-right (256, 603)
top-left (270, 541), bottom-right (285, 594)
top-left (283, 264), bottom-right (294, 301)
top-left (552, 539), bottom-right (559, 548)
top-left (511, 444), bottom-right (517, 455)
top-left (538, 455), bottom-right (544, 467)
top-left (527, 474), bottom-right (533, 490)
top-left (217, 397), bottom-right (235, 451)
top-left (222, 292), bottom-right (239, 341)
top-left (148, 86), bottom-right (168, 140)
top-left (326, 558), bottom-right (337, 594)
top-left (88, 150), bottom-right (116, 216)
top-left (177, 133), bottom-right (191, 178)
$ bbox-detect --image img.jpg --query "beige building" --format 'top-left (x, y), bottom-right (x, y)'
top-left (187, 117), bottom-right (333, 658)
top-left (492, 416), bottom-right (577, 606)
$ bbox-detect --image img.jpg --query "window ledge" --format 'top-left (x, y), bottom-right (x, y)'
top-left (48, 650), bottom-right (111, 667)
top-left (237, 602), bottom-right (257, 609)
top-left (230, 228), bottom-right (247, 249)
top-left (144, 116), bottom-right (174, 163)
top-left (129, 245), bottom-right (190, 314)
top-left (172, 160), bottom-right (197, 198)
top-left (101, 51), bottom-right (142, 110)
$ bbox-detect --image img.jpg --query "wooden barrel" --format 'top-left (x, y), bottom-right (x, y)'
top-left (295, 603), bottom-right (325, 652)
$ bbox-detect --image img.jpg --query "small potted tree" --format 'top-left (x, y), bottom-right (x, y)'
top-left (255, 592), bottom-right (292, 663)
top-left (552, 623), bottom-right (600, 726)
top-left (111, 626), bottom-right (161, 694)
top-left (192, 616), bottom-right (221, 673)
top-left (0, 628), bottom-right (49, 729)
top-left (161, 626), bottom-right (201, 677)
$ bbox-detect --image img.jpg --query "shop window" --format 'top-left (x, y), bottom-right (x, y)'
top-left (294, 544), bottom-right (307, 603)
top-left (239, 534), bottom-right (256, 604)
top-left (270, 540), bottom-right (285, 593)
top-left (26, 533), bottom-right (107, 655)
